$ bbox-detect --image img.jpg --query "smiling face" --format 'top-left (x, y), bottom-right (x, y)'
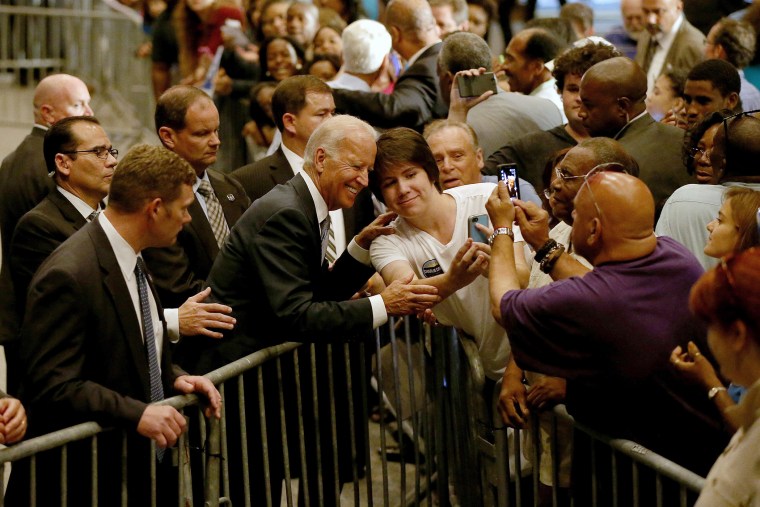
top-left (704, 198), bottom-right (740, 258)
top-left (426, 126), bottom-right (483, 189)
top-left (549, 146), bottom-right (594, 224)
top-left (378, 162), bottom-right (438, 218)
top-left (59, 122), bottom-right (116, 208)
top-left (261, 1), bottom-right (289, 38)
top-left (266, 38), bottom-right (300, 81)
top-left (287, 3), bottom-right (318, 46)
top-left (316, 131), bottom-right (376, 210)
top-left (502, 32), bottom-right (540, 95)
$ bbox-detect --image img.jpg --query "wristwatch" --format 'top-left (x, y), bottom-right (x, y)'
top-left (488, 227), bottom-right (514, 246)
top-left (707, 386), bottom-right (727, 400)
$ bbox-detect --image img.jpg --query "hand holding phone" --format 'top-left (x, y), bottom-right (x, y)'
top-left (456, 72), bottom-right (497, 98)
top-left (468, 214), bottom-right (490, 244)
top-left (497, 163), bottom-right (520, 200)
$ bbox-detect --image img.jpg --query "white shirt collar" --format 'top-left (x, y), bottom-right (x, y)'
top-left (192, 171), bottom-right (211, 193)
top-left (281, 142), bottom-right (304, 175)
top-left (57, 186), bottom-right (100, 219)
top-left (33, 123), bottom-right (49, 131)
top-left (98, 212), bottom-right (140, 284)
top-left (300, 172), bottom-right (329, 224)
top-left (655, 13), bottom-right (683, 44)
top-left (405, 41), bottom-right (440, 69)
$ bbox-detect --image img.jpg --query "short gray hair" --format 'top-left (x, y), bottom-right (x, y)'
top-left (342, 20), bottom-right (392, 74)
top-left (439, 31), bottom-right (493, 73)
top-left (303, 115), bottom-right (376, 170)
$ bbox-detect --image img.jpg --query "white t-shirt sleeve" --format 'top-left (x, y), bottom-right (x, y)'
top-left (370, 233), bottom-right (410, 273)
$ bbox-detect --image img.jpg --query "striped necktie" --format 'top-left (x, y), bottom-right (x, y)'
top-left (197, 179), bottom-right (230, 248)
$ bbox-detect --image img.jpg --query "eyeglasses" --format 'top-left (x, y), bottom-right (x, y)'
top-left (721, 109), bottom-right (760, 170)
top-left (688, 146), bottom-right (709, 159)
top-left (61, 146), bottom-right (119, 160)
top-left (554, 166), bottom-right (585, 183)
top-left (579, 162), bottom-right (629, 218)
top-left (543, 188), bottom-right (554, 200)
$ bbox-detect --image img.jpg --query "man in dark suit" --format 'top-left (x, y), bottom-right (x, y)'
top-left (635, 0), bottom-right (704, 91)
top-left (144, 85), bottom-right (250, 311)
top-left (10, 116), bottom-right (235, 349)
top-left (0, 73), bottom-right (94, 377)
top-left (331, 0), bottom-right (447, 131)
top-left (232, 76), bottom-right (374, 250)
top-left (578, 57), bottom-right (692, 210)
top-left (10, 144), bottom-right (222, 506)
top-left (205, 115), bottom-right (441, 506)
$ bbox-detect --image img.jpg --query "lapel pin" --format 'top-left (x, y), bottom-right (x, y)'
top-left (227, 194), bottom-right (235, 202)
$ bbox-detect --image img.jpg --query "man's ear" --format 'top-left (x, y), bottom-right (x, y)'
top-left (282, 112), bottom-right (298, 137)
top-left (158, 126), bottom-right (177, 149)
top-left (314, 147), bottom-right (327, 175)
top-left (146, 197), bottom-right (163, 222)
top-left (587, 217), bottom-right (602, 247)
top-left (725, 92), bottom-right (740, 111)
top-left (39, 104), bottom-right (56, 126)
top-left (55, 153), bottom-right (71, 177)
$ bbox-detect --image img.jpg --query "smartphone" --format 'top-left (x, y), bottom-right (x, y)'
top-left (468, 213), bottom-right (490, 244)
top-left (497, 163), bottom-right (521, 200)
top-left (456, 72), bottom-right (497, 98)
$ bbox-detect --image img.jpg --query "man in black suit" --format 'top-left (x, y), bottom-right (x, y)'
top-left (331, 0), bottom-right (447, 131)
top-left (232, 75), bottom-right (374, 252)
top-left (144, 85), bottom-right (250, 314)
top-left (10, 116), bottom-right (235, 348)
top-left (11, 144), bottom-right (222, 506)
top-left (0, 73), bottom-right (94, 378)
top-left (205, 115), bottom-right (441, 506)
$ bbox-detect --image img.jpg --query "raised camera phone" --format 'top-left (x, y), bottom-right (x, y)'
top-left (497, 163), bottom-right (521, 200)
top-left (456, 72), bottom-right (497, 98)
top-left (468, 214), bottom-right (490, 244)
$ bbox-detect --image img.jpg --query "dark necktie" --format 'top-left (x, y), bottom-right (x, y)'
top-left (135, 257), bottom-right (165, 461)
top-left (87, 210), bottom-right (99, 222)
top-left (197, 179), bottom-right (229, 248)
top-left (642, 38), bottom-right (659, 72)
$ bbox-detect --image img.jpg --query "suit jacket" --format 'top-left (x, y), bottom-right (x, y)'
top-left (19, 219), bottom-right (181, 433)
top-left (332, 42), bottom-right (448, 131)
top-left (10, 189), bottom-right (88, 316)
top-left (231, 147), bottom-right (375, 238)
top-left (614, 112), bottom-right (692, 209)
top-left (635, 19), bottom-right (704, 78)
top-left (196, 173), bottom-right (375, 372)
top-left (142, 168), bottom-right (250, 308)
top-left (0, 126), bottom-right (54, 346)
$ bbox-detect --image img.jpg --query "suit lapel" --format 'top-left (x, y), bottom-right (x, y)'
top-left (187, 195), bottom-right (220, 259)
top-left (291, 174), bottom-right (322, 269)
top-left (90, 222), bottom-right (152, 400)
top-left (209, 169), bottom-right (244, 226)
top-left (271, 148), bottom-right (295, 186)
top-left (49, 190), bottom-right (89, 230)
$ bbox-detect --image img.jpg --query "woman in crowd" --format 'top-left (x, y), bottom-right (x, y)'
top-left (671, 187), bottom-right (760, 432)
top-left (682, 110), bottom-right (731, 184)
top-left (689, 247), bottom-right (760, 506)
top-left (259, 35), bottom-right (304, 82)
top-left (312, 24), bottom-right (343, 61)
top-left (646, 68), bottom-right (686, 122)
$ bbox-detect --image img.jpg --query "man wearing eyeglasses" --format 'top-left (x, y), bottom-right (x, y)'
top-left (487, 169), bottom-right (726, 502)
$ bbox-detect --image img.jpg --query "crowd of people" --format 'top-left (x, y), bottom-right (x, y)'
top-left (2, 0), bottom-right (760, 504)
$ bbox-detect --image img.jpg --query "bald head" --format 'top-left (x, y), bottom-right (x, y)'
top-left (385, 0), bottom-right (439, 58)
top-left (571, 171), bottom-right (656, 264)
top-left (33, 74), bottom-right (93, 126)
top-left (579, 57), bottom-right (647, 137)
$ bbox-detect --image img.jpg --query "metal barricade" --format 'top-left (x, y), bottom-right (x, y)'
top-left (0, 320), bottom-right (710, 507)
top-left (0, 1), bottom-right (154, 145)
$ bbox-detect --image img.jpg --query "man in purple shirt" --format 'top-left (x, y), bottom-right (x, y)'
top-left (486, 171), bottom-right (725, 494)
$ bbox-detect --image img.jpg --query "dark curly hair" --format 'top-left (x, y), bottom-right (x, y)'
top-left (551, 42), bottom-right (621, 92)
top-left (682, 109), bottom-right (732, 175)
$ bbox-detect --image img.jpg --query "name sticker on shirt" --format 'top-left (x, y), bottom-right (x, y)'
top-left (421, 259), bottom-right (443, 278)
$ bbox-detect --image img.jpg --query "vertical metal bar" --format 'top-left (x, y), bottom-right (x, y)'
top-left (293, 347), bottom-right (310, 507)
top-left (30, 454), bottom-right (36, 507)
top-left (204, 413), bottom-right (223, 507)
top-left (432, 325), bottom-right (449, 507)
top-left (342, 343), bottom-right (360, 506)
top-left (632, 461), bottom-right (639, 507)
top-left (358, 341), bottom-right (373, 507)
top-left (257, 367), bottom-right (274, 507)
top-left (419, 324), bottom-right (433, 504)
top-left (611, 450), bottom-right (618, 507)
top-left (276, 357), bottom-right (294, 507)
top-left (551, 412), bottom-right (560, 507)
top-left (514, 426), bottom-right (522, 505)
top-left (655, 473), bottom-right (663, 507)
top-left (150, 435), bottom-right (157, 507)
top-left (374, 327), bottom-right (391, 507)
top-left (531, 412), bottom-right (540, 507)
top-left (326, 344), bottom-right (341, 503)
top-left (591, 439), bottom-right (597, 507)
top-left (91, 436), bottom-right (98, 507)
top-left (388, 318), bottom-right (407, 500)
top-left (309, 343), bottom-right (325, 506)
top-left (679, 484), bottom-right (688, 507)
top-left (177, 415), bottom-right (187, 507)
top-left (403, 317), bottom-right (422, 506)
top-left (60, 444), bottom-right (67, 507)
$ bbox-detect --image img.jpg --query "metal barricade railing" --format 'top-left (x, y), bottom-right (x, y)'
top-left (0, 320), bottom-right (710, 507)
top-left (0, 2), bottom-right (154, 145)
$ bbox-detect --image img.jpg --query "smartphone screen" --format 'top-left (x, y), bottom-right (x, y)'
top-left (497, 163), bottom-right (520, 200)
top-left (468, 214), bottom-right (489, 244)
